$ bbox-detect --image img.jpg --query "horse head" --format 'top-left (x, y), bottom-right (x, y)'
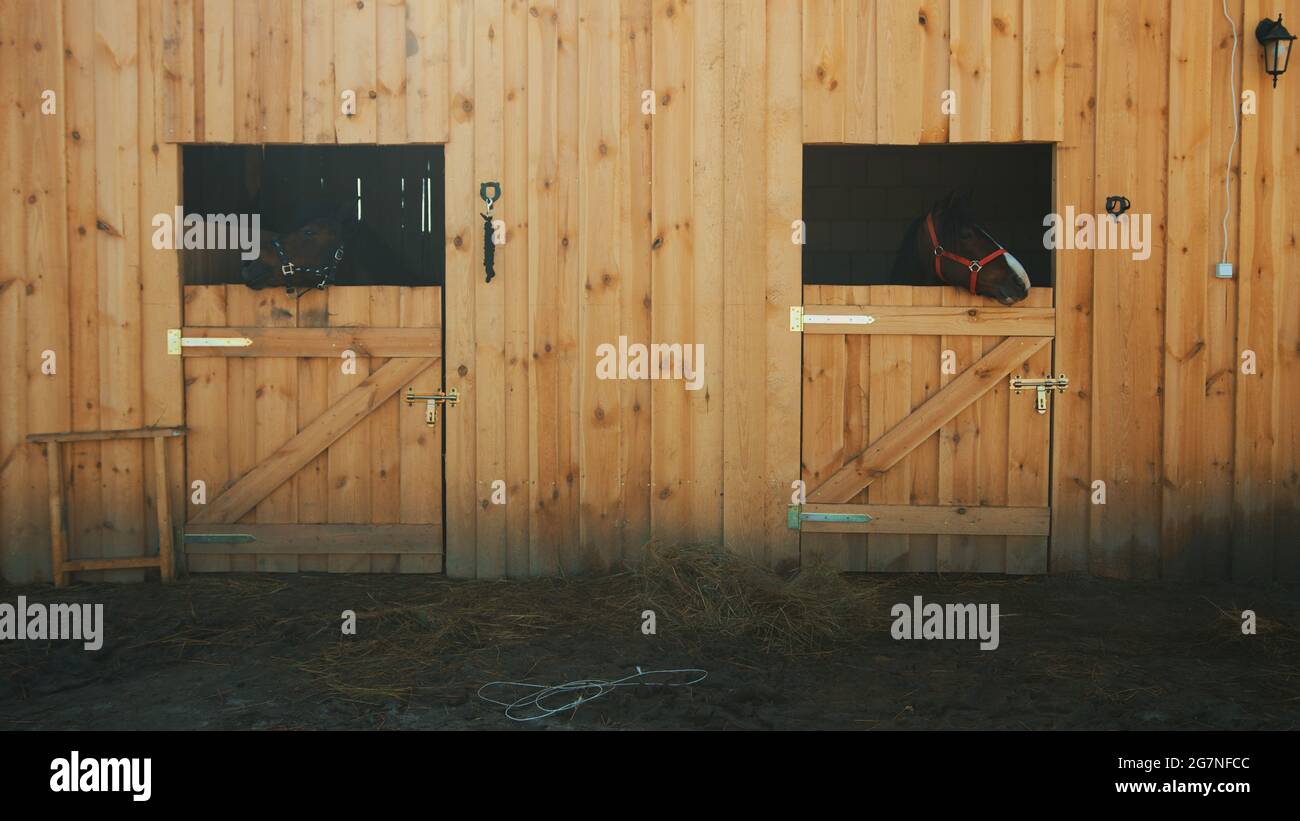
top-left (241, 200), bottom-right (349, 292)
top-left (910, 190), bottom-right (1031, 305)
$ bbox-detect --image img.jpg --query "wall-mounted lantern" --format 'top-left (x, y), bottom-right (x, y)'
top-left (1256, 14), bottom-right (1295, 87)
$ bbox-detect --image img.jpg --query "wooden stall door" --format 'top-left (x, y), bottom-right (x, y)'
top-left (181, 285), bottom-right (444, 573)
top-left (798, 286), bottom-right (1055, 573)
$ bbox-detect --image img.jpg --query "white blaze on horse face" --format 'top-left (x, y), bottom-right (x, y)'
top-left (1004, 251), bottom-right (1031, 295)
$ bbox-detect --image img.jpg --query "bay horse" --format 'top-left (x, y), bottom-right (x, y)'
top-left (240, 200), bottom-right (422, 292)
top-left (890, 191), bottom-right (1031, 305)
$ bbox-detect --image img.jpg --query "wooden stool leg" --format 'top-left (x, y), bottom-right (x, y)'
top-left (153, 435), bottom-right (175, 583)
top-left (46, 443), bottom-right (68, 587)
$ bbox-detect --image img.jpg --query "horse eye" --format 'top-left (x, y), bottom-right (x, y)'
top-left (303, 229), bottom-right (316, 237)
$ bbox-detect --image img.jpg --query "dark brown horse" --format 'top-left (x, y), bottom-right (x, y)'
top-left (890, 191), bottom-right (1031, 305)
top-left (240, 201), bottom-right (421, 292)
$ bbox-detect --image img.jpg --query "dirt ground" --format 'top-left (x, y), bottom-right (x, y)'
top-left (2, 556), bottom-right (1298, 730)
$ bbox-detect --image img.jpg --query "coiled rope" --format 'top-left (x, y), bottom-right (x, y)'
top-left (478, 667), bottom-right (708, 723)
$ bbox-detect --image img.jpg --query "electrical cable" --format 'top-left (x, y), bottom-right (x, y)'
top-left (1220, 0), bottom-right (1239, 265)
top-left (478, 667), bottom-right (708, 722)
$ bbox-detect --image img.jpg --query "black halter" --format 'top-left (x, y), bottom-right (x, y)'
top-left (271, 235), bottom-right (346, 297)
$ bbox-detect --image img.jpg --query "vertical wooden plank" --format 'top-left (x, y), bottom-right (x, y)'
top-left (974, 327), bottom-right (1010, 572)
top-left (302, 0), bottom-right (336, 143)
top-left (904, 287), bottom-right (942, 571)
top-left (691, 0), bottom-right (723, 545)
top-left (293, 288), bottom-right (329, 571)
top-left (335, 0), bottom-right (378, 143)
top-left (327, 287), bottom-right (372, 572)
top-left (445, 0), bottom-right (477, 576)
top-left (1160, 0), bottom-right (1213, 578)
top-left (261, 0), bottom-right (303, 142)
top-left (183, 287), bottom-right (231, 572)
top-left (802, 0), bottom-right (843, 143)
top-left (19, 0), bottom-right (69, 580)
top-left (841, 284), bottom-right (872, 571)
top-left (1022, 0), bottom-right (1065, 142)
top-left (1200, 0), bottom-right (1243, 580)
top-left (723, 0), bottom-right (767, 561)
top-left (254, 291), bottom-right (299, 571)
top-left (765, 0), bottom-right (803, 572)
top-left (293, 288), bottom-right (330, 528)
top-left (843, 0), bottom-right (875, 143)
top-left (1047, 0), bottom-right (1094, 573)
top-left (398, 288), bottom-right (441, 573)
top-left (473, 0), bottom-right (506, 579)
top-left (800, 286), bottom-right (856, 569)
top-left (617, 0), bottom-right (653, 565)
top-left (140, 0), bottom-right (185, 563)
top-left (0, 279), bottom-right (30, 581)
top-left (502, 0), bottom-right (530, 577)
top-left (0, 0), bottom-right (32, 580)
top-left (161, 0), bottom-right (197, 142)
top-left (406, 0), bottom-right (450, 142)
top-left (0, 0), bottom-right (32, 582)
top-left (950, 0), bottom-right (992, 142)
top-left (202, 0), bottom-right (235, 142)
top-left (918, 0), bottom-right (950, 143)
top-left (47, 444), bottom-right (69, 587)
top-left (578, 0), bottom-right (622, 571)
top-left (233, 0), bottom-right (262, 142)
top-left (1232, 0), bottom-right (1281, 581)
top-left (368, 288), bottom-right (402, 573)
top-left (153, 435), bottom-right (175, 581)
top-left (223, 287), bottom-right (258, 570)
top-left (989, 0), bottom-right (1022, 142)
top-left (1275, 0), bottom-right (1300, 580)
top-left (554, 0), bottom-right (581, 567)
top-left (376, 0), bottom-right (408, 143)
top-left (650, 0), bottom-right (693, 545)
top-left (97, 1), bottom-right (146, 581)
top-left (524, 0), bottom-right (554, 574)
top-left (875, 0), bottom-right (922, 144)
top-left (63, 0), bottom-right (105, 571)
top-left (937, 289), bottom-right (980, 571)
top-left (1091, 0), bottom-right (1167, 579)
top-left (865, 286), bottom-right (913, 571)
top-left (1006, 288), bottom-right (1052, 572)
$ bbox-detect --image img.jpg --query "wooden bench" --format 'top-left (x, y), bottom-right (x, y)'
top-left (26, 427), bottom-right (186, 587)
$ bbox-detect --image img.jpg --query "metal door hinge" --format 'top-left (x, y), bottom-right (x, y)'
top-left (405, 387), bottom-right (459, 427)
top-left (787, 505), bottom-right (874, 530)
top-left (167, 329), bottom-right (254, 355)
top-left (184, 532), bottom-right (255, 544)
top-left (1009, 374), bottom-right (1069, 414)
top-left (789, 307), bottom-right (876, 333)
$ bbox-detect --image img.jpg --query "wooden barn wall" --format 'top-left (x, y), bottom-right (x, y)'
top-left (1, 0), bottom-right (186, 584)
top-left (1, 0), bottom-right (1296, 583)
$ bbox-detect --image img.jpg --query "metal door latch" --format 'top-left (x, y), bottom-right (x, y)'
top-left (1009, 374), bottom-right (1069, 414)
top-left (405, 387), bottom-right (458, 427)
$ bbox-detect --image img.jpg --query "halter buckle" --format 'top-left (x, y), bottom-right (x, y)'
top-left (333, 247), bottom-right (345, 262)
top-left (968, 260), bottom-right (982, 272)
top-left (281, 262), bottom-right (296, 277)
top-left (933, 245), bottom-right (944, 257)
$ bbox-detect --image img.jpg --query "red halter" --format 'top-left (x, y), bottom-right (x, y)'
top-left (924, 211), bottom-right (1006, 295)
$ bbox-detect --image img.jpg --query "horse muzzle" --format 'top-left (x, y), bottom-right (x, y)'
top-left (240, 260), bottom-right (274, 290)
